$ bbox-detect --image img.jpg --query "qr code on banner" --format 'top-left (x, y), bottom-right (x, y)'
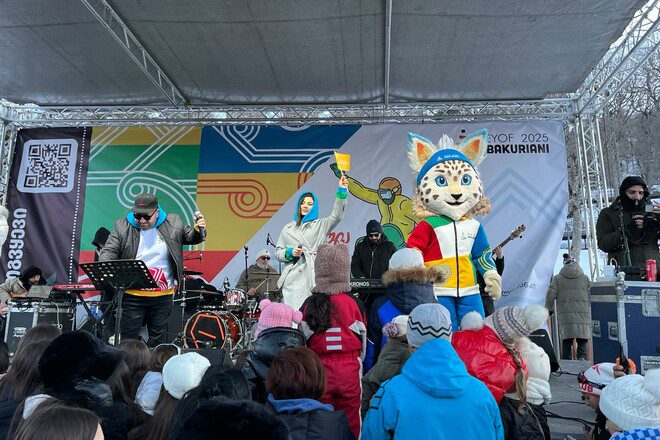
top-left (17, 139), bottom-right (79, 193)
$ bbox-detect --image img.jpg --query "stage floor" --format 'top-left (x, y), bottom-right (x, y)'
top-left (548, 360), bottom-right (597, 440)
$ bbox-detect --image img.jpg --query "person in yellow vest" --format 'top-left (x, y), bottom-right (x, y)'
top-left (100, 194), bottom-right (206, 345)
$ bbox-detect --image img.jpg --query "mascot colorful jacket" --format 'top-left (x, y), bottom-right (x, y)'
top-left (406, 130), bottom-right (502, 327)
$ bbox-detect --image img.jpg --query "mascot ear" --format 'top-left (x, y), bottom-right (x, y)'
top-left (407, 133), bottom-right (437, 173)
top-left (456, 129), bottom-right (488, 166)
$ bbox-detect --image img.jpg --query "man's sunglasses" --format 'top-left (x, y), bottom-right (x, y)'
top-left (133, 211), bottom-right (156, 221)
top-left (260, 256), bottom-right (271, 260)
top-left (369, 233), bottom-right (382, 238)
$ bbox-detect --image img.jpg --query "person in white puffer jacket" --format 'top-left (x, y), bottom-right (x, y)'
top-left (498, 337), bottom-right (552, 440)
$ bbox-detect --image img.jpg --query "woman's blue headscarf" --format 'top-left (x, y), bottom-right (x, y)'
top-left (293, 192), bottom-right (318, 223)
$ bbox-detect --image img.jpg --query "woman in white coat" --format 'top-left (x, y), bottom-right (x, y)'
top-left (276, 175), bottom-right (348, 310)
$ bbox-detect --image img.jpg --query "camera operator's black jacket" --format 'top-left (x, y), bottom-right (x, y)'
top-left (596, 197), bottom-right (659, 268)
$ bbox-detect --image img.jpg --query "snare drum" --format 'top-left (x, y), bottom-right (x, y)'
top-left (224, 288), bottom-right (246, 310)
top-left (183, 310), bottom-right (242, 350)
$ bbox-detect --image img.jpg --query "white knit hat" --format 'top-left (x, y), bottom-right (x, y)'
top-left (599, 369), bottom-right (660, 432)
top-left (389, 248), bottom-right (424, 270)
top-left (162, 352), bottom-right (211, 399)
top-left (577, 363), bottom-right (616, 396)
top-left (256, 248), bottom-right (270, 259)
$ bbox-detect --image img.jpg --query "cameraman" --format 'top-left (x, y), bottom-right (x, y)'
top-left (596, 176), bottom-right (659, 270)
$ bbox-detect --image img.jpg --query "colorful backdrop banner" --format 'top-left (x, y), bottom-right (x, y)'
top-left (1, 122), bottom-right (567, 309)
top-left (216, 122), bottom-right (568, 307)
top-left (1, 127), bottom-right (91, 283)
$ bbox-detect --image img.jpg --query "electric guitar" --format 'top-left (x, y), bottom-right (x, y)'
top-left (495, 224), bottom-right (526, 250)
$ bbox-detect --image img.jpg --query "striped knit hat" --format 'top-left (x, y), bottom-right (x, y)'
top-left (406, 303), bottom-right (452, 348)
top-left (484, 304), bottom-right (548, 345)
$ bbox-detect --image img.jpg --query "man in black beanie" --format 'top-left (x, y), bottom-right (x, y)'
top-left (351, 219), bottom-right (397, 280)
top-left (92, 227), bottom-right (111, 262)
top-left (0, 265), bottom-right (45, 303)
top-left (596, 176), bottom-right (659, 270)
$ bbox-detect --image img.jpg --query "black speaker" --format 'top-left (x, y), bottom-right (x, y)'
top-left (529, 328), bottom-right (560, 373)
top-left (181, 348), bottom-right (233, 367)
top-left (166, 301), bottom-right (192, 343)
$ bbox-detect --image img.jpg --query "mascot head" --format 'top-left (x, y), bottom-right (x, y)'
top-left (407, 130), bottom-right (489, 221)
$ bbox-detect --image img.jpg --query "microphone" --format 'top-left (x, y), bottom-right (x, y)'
top-left (194, 211), bottom-right (206, 239)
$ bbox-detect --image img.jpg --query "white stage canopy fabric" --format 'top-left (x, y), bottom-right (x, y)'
top-left (0, 0), bottom-right (645, 106)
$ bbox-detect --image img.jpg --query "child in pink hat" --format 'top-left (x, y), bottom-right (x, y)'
top-left (253, 299), bottom-right (303, 338)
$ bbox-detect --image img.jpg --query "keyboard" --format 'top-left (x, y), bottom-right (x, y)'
top-left (350, 279), bottom-right (384, 289)
top-left (53, 283), bottom-right (96, 291)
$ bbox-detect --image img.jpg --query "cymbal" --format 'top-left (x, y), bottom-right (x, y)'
top-left (183, 270), bottom-right (204, 276)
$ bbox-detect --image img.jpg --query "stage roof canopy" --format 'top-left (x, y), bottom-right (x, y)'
top-left (0, 0), bottom-right (646, 106)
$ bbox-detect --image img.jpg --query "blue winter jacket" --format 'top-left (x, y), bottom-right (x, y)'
top-left (364, 266), bottom-right (438, 372)
top-left (362, 338), bottom-right (504, 440)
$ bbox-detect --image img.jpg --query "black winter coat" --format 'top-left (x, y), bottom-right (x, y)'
top-left (596, 197), bottom-right (659, 268)
top-left (0, 398), bottom-right (21, 440)
top-left (351, 236), bottom-right (397, 279)
top-left (499, 396), bottom-right (550, 440)
top-left (277, 410), bottom-right (355, 440)
top-left (237, 327), bottom-right (305, 403)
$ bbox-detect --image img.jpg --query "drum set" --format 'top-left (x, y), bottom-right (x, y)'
top-left (175, 270), bottom-right (265, 354)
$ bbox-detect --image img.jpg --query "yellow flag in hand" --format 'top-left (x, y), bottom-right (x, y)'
top-left (334, 151), bottom-right (351, 172)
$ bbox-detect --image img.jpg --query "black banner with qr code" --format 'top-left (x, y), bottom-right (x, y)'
top-left (1, 127), bottom-right (91, 284)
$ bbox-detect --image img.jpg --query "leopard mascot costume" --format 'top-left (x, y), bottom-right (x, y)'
top-left (406, 130), bottom-right (501, 330)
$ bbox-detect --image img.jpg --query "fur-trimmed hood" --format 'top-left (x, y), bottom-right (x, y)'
top-left (382, 266), bottom-right (444, 286)
top-left (381, 266), bottom-right (440, 315)
top-left (412, 190), bottom-right (492, 220)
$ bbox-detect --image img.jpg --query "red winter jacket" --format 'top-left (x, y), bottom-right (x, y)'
top-left (451, 325), bottom-right (527, 403)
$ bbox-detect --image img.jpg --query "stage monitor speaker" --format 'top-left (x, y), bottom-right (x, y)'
top-left (166, 301), bottom-right (194, 343)
top-left (529, 328), bottom-right (560, 373)
top-left (181, 348), bottom-right (232, 367)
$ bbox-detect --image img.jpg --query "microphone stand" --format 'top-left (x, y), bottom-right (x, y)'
top-left (618, 209), bottom-right (632, 267)
top-left (243, 246), bottom-right (250, 295)
top-left (266, 234), bottom-right (282, 273)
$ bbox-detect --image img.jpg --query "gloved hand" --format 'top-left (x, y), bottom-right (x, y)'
top-left (484, 271), bottom-right (502, 301)
top-left (330, 163), bottom-right (342, 178)
top-left (73, 378), bottom-right (114, 410)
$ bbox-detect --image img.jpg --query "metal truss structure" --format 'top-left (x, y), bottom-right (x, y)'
top-left (575, 0), bottom-right (660, 116)
top-left (573, 115), bottom-right (610, 278)
top-left (0, 1), bottom-right (658, 278)
top-left (0, 99), bottom-right (573, 128)
top-left (79, 0), bottom-right (187, 107)
top-left (0, 122), bottom-right (18, 204)
top-left (568, 0), bottom-right (660, 276)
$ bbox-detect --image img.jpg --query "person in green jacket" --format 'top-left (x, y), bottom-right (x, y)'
top-left (596, 176), bottom-right (659, 270)
top-left (361, 315), bottom-right (410, 418)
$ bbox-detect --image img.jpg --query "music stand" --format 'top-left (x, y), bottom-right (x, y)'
top-left (80, 260), bottom-right (157, 345)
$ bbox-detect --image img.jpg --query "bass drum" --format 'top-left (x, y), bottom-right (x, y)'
top-left (183, 310), bottom-right (242, 350)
